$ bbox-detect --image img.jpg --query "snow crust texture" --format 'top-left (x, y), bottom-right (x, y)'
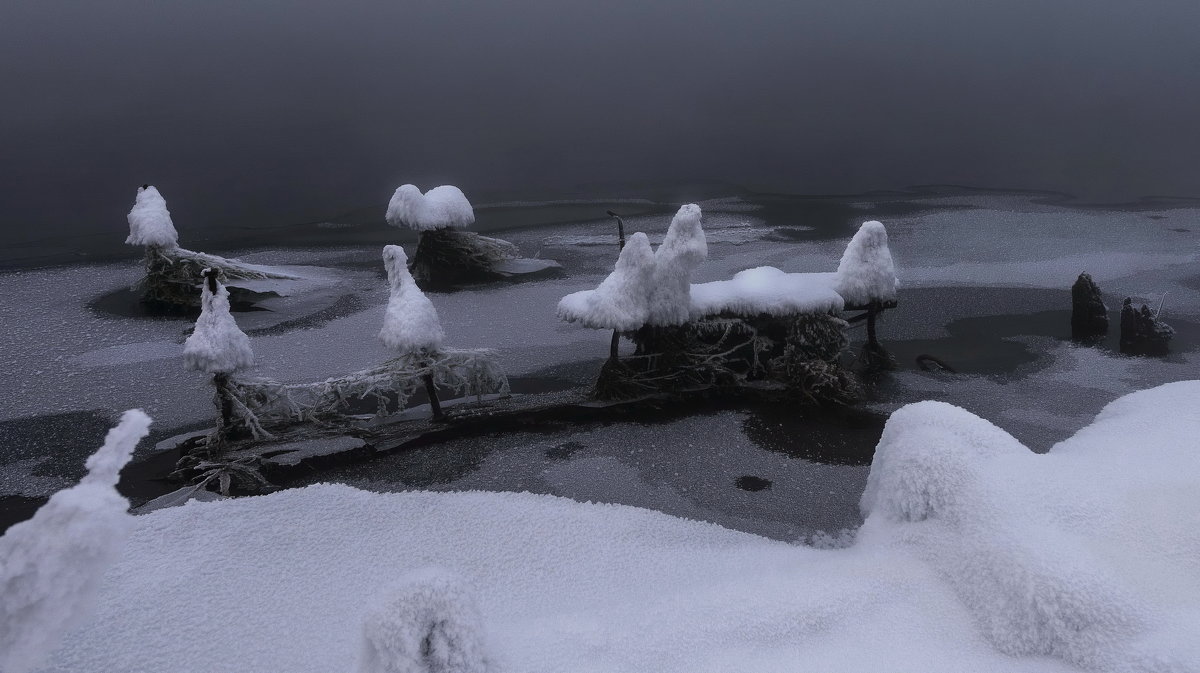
top-left (35, 383), bottom-right (1200, 673)
top-left (386, 185), bottom-right (475, 231)
top-left (124, 185), bottom-right (179, 248)
top-left (834, 220), bottom-right (897, 306)
top-left (379, 245), bottom-right (445, 353)
top-left (647, 203), bottom-right (708, 325)
top-left (556, 232), bottom-right (656, 330)
top-left (359, 568), bottom-right (491, 673)
top-left (0, 410), bottom-right (150, 673)
top-left (182, 276), bottom-right (254, 374)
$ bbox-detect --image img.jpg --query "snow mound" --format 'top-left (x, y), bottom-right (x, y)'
top-left (359, 568), bottom-right (491, 673)
top-left (183, 275), bottom-right (254, 374)
top-left (689, 268), bottom-right (844, 318)
top-left (557, 232), bottom-right (656, 330)
top-left (834, 220), bottom-right (897, 307)
top-left (386, 185), bottom-right (475, 231)
top-left (379, 245), bottom-right (445, 353)
top-left (0, 410), bottom-right (150, 673)
top-left (124, 185), bottom-right (179, 248)
top-left (647, 204), bottom-right (708, 326)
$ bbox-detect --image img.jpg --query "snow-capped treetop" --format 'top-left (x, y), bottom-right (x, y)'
top-left (646, 204), bottom-right (707, 326)
top-left (125, 185), bottom-right (180, 248)
top-left (557, 232), bottom-right (656, 331)
top-left (385, 184), bottom-right (475, 231)
top-left (0, 409), bottom-right (150, 673)
top-left (379, 245), bottom-right (445, 353)
top-left (183, 271), bottom-right (254, 374)
top-left (834, 220), bottom-right (897, 307)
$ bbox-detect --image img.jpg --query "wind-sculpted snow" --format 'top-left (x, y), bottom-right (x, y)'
top-left (124, 185), bottom-right (178, 248)
top-left (834, 220), bottom-right (897, 307)
top-left (379, 245), bottom-right (445, 353)
top-left (386, 185), bottom-right (475, 231)
top-left (36, 383), bottom-right (1200, 672)
top-left (182, 277), bottom-right (254, 374)
top-left (647, 204), bottom-right (708, 326)
top-left (557, 232), bottom-right (656, 330)
top-left (0, 410), bottom-right (150, 673)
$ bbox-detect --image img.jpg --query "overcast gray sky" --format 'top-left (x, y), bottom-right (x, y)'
top-left (2, 0), bottom-right (1198, 245)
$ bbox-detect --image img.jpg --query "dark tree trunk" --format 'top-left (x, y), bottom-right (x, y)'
top-left (423, 373), bottom-right (444, 420)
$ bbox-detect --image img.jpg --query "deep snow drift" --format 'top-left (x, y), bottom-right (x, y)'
top-left (37, 382), bottom-right (1200, 672)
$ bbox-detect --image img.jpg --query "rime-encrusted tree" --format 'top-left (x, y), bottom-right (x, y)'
top-left (125, 184), bottom-right (179, 249)
top-left (0, 410), bottom-right (151, 673)
top-left (646, 204), bottom-right (708, 326)
top-left (380, 245), bottom-right (448, 419)
top-left (385, 183), bottom-right (523, 288)
top-left (557, 231), bottom-right (656, 359)
top-left (184, 269), bottom-right (254, 437)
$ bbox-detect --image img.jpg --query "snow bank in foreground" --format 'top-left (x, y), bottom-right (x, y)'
top-left (125, 185), bottom-right (178, 248)
top-left (689, 268), bottom-right (844, 318)
top-left (42, 383), bottom-right (1200, 672)
top-left (1, 410), bottom-right (149, 673)
top-left (386, 185), bottom-right (475, 231)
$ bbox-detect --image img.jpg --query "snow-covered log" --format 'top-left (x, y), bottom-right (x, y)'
top-left (380, 245), bottom-right (446, 353)
top-left (834, 220), bottom-right (898, 308)
top-left (0, 410), bottom-right (151, 673)
top-left (557, 232), bottom-right (656, 331)
top-left (358, 569), bottom-right (491, 673)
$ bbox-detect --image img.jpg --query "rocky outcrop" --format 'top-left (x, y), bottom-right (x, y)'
top-left (1070, 273), bottom-right (1109, 340)
top-left (1119, 298), bottom-right (1173, 356)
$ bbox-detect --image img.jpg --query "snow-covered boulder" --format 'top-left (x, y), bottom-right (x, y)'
top-left (557, 232), bottom-right (656, 331)
top-left (183, 273), bottom-right (254, 374)
top-left (358, 568), bottom-right (491, 673)
top-left (647, 204), bottom-right (707, 326)
top-left (386, 185), bottom-right (475, 232)
top-left (0, 410), bottom-right (150, 673)
top-left (834, 220), bottom-right (897, 307)
top-left (125, 185), bottom-right (179, 248)
top-left (379, 245), bottom-right (445, 353)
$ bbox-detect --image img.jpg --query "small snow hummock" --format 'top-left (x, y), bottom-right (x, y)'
top-left (0, 409), bottom-right (151, 673)
top-left (358, 568), bottom-right (491, 673)
top-left (386, 185), bottom-right (475, 231)
top-left (379, 245), bottom-right (445, 353)
top-left (125, 185), bottom-right (179, 248)
top-left (183, 273), bottom-right (254, 374)
top-left (557, 232), bottom-right (656, 331)
top-left (834, 220), bottom-right (897, 307)
top-left (689, 268), bottom-right (844, 318)
top-left (646, 204), bottom-right (708, 326)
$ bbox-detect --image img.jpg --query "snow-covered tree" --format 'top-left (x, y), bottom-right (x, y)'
top-left (557, 231), bottom-right (656, 334)
top-left (125, 184), bottom-right (179, 249)
top-left (646, 204), bottom-right (707, 326)
top-left (0, 409), bottom-right (151, 673)
top-left (386, 185), bottom-right (475, 231)
top-left (358, 568), bottom-right (491, 673)
top-left (380, 245), bottom-right (448, 418)
top-left (834, 220), bottom-right (897, 308)
top-left (184, 269), bottom-right (254, 436)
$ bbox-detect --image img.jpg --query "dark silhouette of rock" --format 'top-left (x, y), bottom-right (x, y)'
top-left (1119, 297), bottom-right (1174, 356)
top-left (1071, 273), bottom-right (1109, 340)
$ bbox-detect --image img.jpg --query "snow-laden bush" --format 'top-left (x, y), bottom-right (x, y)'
top-left (0, 410), bottom-right (150, 673)
top-left (834, 220), bottom-right (897, 307)
top-left (380, 245), bottom-right (446, 353)
top-left (557, 232), bottom-right (656, 330)
top-left (386, 185), bottom-right (475, 231)
top-left (183, 272), bottom-right (254, 374)
top-left (358, 568), bottom-right (491, 673)
top-left (125, 185), bottom-right (179, 248)
top-left (647, 204), bottom-right (707, 326)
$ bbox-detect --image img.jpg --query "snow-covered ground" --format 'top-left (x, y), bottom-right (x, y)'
top-left (22, 380), bottom-right (1200, 672)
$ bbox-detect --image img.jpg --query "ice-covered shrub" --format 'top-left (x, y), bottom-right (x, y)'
top-left (358, 568), bottom-right (491, 673)
top-left (183, 271), bottom-right (254, 375)
top-left (386, 185), bottom-right (475, 231)
top-left (125, 185), bottom-right (179, 249)
top-left (834, 220), bottom-right (897, 307)
top-left (0, 410), bottom-right (151, 673)
top-left (380, 245), bottom-right (446, 353)
top-left (646, 204), bottom-right (707, 326)
top-left (557, 232), bottom-right (656, 331)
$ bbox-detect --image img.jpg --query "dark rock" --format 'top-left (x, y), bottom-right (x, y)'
top-left (735, 475), bottom-right (773, 492)
top-left (1119, 297), bottom-right (1174, 356)
top-left (1071, 273), bottom-right (1109, 340)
